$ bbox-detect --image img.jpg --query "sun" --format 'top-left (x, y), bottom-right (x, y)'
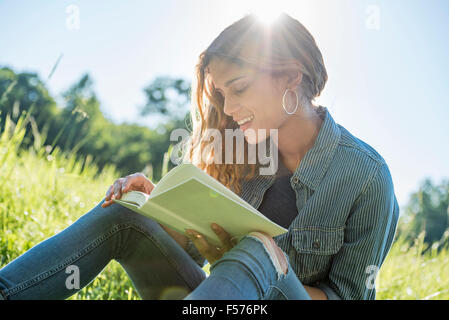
top-left (247, 2), bottom-right (285, 25)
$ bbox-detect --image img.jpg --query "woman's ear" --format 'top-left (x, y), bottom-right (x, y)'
top-left (273, 62), bottom-right (304, 92)
top-left (285, 62), bottom-right (304, 90)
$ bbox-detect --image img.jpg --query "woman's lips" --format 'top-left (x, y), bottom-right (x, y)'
top-left (239, 119), bottom-right (253, 132)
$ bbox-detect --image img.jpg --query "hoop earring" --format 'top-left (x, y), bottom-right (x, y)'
top-left (282, 88), bottom-right (299, 115)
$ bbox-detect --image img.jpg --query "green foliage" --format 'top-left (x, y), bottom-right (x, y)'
top-left (0, 111), bottom-right (139, 299)
top-left (140, 76), bottom-right (191, 120)
top-left (0, 66), bottom-right (59, 151)
top-left (0, 67), bottom-right (192, 182)
top-left (377, 231), bottom-right (449, 299)
top-left (397, 178), bottom-right (449, 247)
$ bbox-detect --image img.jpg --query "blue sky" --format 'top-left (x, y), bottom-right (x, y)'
top-left (1, 0), bottom-right (448, 210)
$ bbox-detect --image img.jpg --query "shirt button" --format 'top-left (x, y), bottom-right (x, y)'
top-left (292, 176), bottom-right (299, 185)
top-left (312, 240), bottom-right (320, 249)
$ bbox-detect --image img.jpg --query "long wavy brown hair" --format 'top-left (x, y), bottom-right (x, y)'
top-left (180, 13), bottom-right (327, 196)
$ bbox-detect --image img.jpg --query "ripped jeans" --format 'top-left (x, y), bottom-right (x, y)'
top-left (0, 197), bottom-right (311, 300)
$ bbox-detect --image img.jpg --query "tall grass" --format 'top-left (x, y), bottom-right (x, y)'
top-left (0, 110), bottom-right (448, 299)
top-left (0, 111), bottom-right (139, 299)
top-left (376, 231), bottom-right (449, 299)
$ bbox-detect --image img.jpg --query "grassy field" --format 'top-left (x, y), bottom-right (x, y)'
top-left (1, 113), bottom-right (448, 300)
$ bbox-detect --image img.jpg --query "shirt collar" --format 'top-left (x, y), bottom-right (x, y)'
top-left (291, 106), bottom-right (341, 191)
top-left (240, 106), bottom-right (341, 194)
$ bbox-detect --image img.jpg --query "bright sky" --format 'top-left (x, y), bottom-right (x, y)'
top-left (1, 0), bottom-right (448, 210)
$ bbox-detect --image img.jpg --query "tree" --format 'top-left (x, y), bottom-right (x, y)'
top-left (140, 76), bottom-right (191, 127)
top-left (0, 66), bottom-right (194, 181)
top-left (399, 178), bottom-right (449, 247)
top-left (0, 66), bottom-right (59, 149)
top-left (138, 76), bottom-right (193, 173)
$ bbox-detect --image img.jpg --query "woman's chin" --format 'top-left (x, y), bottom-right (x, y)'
top-left (243, 128), bottom-right (264, 145)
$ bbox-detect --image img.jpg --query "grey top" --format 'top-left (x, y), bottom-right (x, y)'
top-left (257, 159), bottom-right (298, 229)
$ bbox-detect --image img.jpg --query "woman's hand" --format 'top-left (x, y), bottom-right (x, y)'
top-left (185, 223), bottom-right (238, 265)
top-left (101, 172), bottom-right (155, 208)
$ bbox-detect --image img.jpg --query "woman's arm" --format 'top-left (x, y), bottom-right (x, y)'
top-left (318, 162), bottom-right (399, 299)
top-left (304, 285), bottom-right (328, 300)
top-left (159, 223), bottom-right (189, 250)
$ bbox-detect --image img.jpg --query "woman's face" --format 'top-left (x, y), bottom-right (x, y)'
top-left (207, 57), bottom-right (294, 145)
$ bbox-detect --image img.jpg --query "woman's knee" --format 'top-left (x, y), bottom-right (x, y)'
top-left (211, 232), bottom-right (288, 278)
top-left (245, 232), bottom-right (288, 275)
top-left (86, 197), bottom-right (157, 231)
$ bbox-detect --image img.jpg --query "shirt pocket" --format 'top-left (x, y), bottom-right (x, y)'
top-left (290, 226), bottom-right (344, 282)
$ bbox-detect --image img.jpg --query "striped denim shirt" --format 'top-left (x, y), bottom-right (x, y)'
top-left (185, 106), bottom-right (400, 300)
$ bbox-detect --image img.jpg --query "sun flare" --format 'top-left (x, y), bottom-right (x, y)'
top-left (247, 3), bottom-right (285, 25)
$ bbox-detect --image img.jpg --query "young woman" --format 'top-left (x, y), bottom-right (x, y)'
top-left (0, 13), bottom-right (399, 300)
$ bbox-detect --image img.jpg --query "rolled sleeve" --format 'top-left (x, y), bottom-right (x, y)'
top-left (325, 162), bottom-right (400, 300)
top-left (314, 280), bottom-right (342, 300)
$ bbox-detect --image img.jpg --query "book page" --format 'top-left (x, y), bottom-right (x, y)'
top-left (138, 178), bottom-right (287, 247)
top-left (118, 191), bottom-right (149, 207)
top-left (150, 163), bottom-right (256, 213)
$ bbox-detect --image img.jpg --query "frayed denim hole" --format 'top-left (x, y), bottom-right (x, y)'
top-left (244, 235), bottom-right (287, 281)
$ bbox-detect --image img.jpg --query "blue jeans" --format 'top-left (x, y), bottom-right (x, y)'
top-left (0, 198), bottom-right (310, 300)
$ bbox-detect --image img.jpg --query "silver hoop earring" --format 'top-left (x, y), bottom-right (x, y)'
top-left (282, 89), bottom-right (299, 115)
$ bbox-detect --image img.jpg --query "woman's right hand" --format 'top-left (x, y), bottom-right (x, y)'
top-left (101, 172), bottom-right (155, 208)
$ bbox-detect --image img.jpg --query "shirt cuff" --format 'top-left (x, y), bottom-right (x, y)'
top-left (314, 280), bottom-right (342, 300)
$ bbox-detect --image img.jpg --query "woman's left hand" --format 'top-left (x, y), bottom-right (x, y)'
top-left (185, 223), bottom-right (237, 265)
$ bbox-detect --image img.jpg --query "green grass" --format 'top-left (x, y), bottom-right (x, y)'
top-left (0, 113), bottom-right (140, 299)
top-left (376, 232), bottom-right (449, 300)
top-left (0, 112), bottom-right (448, 300)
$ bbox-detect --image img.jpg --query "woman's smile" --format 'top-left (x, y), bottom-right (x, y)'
top-left (237, 114), bottom-right (255, 131)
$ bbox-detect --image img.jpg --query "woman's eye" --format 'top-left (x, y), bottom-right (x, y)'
top-left (234, 85), bottom-right (248, 94)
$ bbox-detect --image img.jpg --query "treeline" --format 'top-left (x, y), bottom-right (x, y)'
top-left (396, 178), bottom-right (449, 250)
top-left (0, 66), bottom-right (191, 181)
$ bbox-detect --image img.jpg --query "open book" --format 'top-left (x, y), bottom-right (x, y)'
top-left (112, 162), bottom-right (288, 248)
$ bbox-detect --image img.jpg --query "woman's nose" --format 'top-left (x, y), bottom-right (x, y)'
top-left (223, 98), bottom-right (239, 117)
